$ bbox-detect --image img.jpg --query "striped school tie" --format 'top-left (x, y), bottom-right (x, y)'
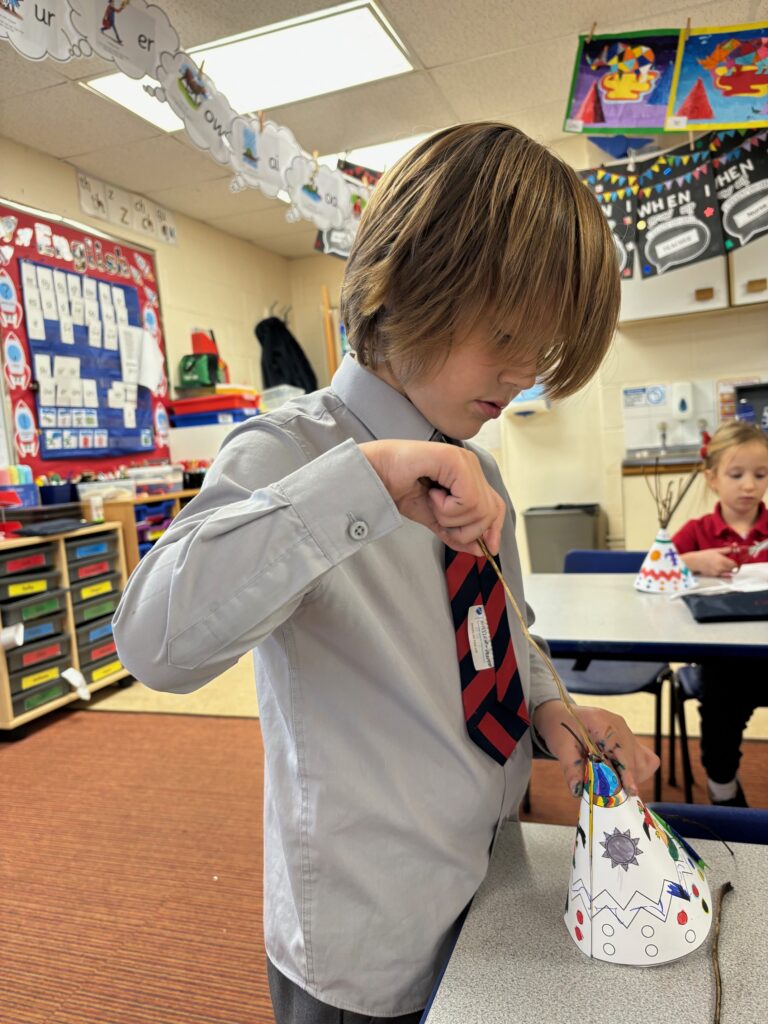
top-left (444, 546), bottom-right (530, 764)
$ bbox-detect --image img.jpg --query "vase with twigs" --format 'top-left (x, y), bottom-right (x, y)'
top-left (635, 459), bottom-right (699, 594)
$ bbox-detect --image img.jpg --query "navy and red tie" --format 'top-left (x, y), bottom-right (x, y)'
top-left (444, 547), bottom-right (530, 764)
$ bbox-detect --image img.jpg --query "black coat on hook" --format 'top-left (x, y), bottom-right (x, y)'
top-left (255, 316), bottom-right (318, 394)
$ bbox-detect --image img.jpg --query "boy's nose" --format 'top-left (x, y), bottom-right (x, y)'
top-left (500, 367), bottom-right (537, 390)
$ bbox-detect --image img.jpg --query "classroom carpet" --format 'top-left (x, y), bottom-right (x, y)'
top-left (80, 653), bottom-right (260, 717)
top-left (3, 708), bottom-right (768, 1024)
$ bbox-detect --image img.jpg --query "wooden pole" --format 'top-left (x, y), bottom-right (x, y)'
top-left (321, 285), bottom-right (338, 380)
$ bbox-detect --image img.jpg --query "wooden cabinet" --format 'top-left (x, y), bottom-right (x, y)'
top-left (0, 523), bottom-right (130, 730)
top-left (102, 489), bottom-right (199, 575)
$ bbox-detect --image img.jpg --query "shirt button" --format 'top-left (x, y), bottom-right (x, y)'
top-left (348, 520), bottom-right (369, 541)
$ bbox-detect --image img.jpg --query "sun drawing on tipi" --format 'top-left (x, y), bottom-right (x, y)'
top-left (600, 828), bottom-right (644, 871)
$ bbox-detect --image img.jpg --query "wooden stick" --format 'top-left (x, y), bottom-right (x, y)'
top-left (712, 881), bottom-right (734, 1024)
top-left (320, 285), bottom-right (338, 380)
top-left (587, 22), bottom-right (597, 44)
top-left (477, 538), bottom-right (601, 759)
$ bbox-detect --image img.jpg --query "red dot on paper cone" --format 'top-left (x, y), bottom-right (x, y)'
top-left (575, 926), bottom-right (583, 941)
top-left (576, 910), bottom-right (584, 924)
top-left (678, 911), bottom-right (688, 925)
top-left (692, 885), bottom-right (699, 897)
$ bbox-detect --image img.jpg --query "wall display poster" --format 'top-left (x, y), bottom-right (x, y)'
top-left (634, 161), bottom-right (725, 278)
top-left (578, 168), bottom-right (636, 278)
top-left (0, 201), bottom-right (169, 477)
top-left (564, 30), bottom-right (680, 135)
top-left (712, 128), bottom-right (768, 250)
top-left (667, 22), bottom-right (768, 131)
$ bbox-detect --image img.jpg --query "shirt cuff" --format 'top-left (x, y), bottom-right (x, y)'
top-left (274, 438), bottom-right (402, 562)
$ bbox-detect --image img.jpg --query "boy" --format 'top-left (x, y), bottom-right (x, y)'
top-left (114, 122), bottom-right (659, 1023)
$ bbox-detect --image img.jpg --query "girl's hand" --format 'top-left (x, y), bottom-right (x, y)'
top-left (532, 700), bottom-right (660, 798)
top-left (681, 548), bottom-right (738, 577)
top-left (359, 439), bottom-right (506, 555)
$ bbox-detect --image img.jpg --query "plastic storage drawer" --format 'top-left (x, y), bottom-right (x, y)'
top-left (76, 615), bottom-right (114, 648)
top-left (69, 572), bottom-right (120, 605)
top-left (12, 678), bottom-right (69, 716)
top-left (78, 634), bottom-right (117, 665)
top-left (134, 500), bottom-right (175, 523)
top-left (0, 588), bottom-right (67, 624)
top-left (65, 534), bottom-right (118, 564)
top-left (9, 654), bottom-right (70, 696)
top-left (138, 541), bottom-right (154, 557)
top-left (22, 611), bottom-right (67, 643)
top-left (0, 544), bottom-right (54, 577)
top-left (137, 518), bottom-right (172, 543)
top-left (0, 568), bottom-right (59, 602)
top-left (68, 553), bottom-right (119, 582)
top-left (72, 592), bottom-right (121, 624)
top-left (6, 633), bottom-right (71, 675)
top-left (81, 654), bottom-right (123, 685)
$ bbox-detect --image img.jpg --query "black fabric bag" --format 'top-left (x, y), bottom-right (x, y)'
top-left (682, 589), bottom-right (768, 622)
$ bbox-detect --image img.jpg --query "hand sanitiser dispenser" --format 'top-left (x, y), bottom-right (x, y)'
top-left (671, 381), bottom-right (693, 422)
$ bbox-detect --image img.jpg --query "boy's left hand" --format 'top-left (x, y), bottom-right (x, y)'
top-left (532, 700), bottom-right (660, 798)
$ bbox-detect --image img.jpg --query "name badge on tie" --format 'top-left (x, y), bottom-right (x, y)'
top-left (468, 604), bottom-right (495, 671)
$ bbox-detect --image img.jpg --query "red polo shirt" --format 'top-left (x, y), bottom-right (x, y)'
top-left (673, 502), bottom-right (768, 564)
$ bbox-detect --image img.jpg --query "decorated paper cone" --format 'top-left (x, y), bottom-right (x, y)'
top-left (634, 528), bottom-right (695, 593)
top-left (564, 760), bottom-right (712, 965)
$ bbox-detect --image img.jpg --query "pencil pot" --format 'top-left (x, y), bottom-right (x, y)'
top-left (39, 484), bottom-right (79, 505)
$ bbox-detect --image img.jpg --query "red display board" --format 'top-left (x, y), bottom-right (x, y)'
top-left (0, 201), bottom-right (170, 478)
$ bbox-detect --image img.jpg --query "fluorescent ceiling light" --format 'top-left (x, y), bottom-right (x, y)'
top-left (85, 75), bottom-right (184, 132)
top-left (320, 133), bottom-right (430, 173)
top-left (83, 2), bottom-right (411, 131)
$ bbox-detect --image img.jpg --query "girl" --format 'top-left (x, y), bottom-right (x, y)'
top-left (673, 421), bottom-right (768, 807)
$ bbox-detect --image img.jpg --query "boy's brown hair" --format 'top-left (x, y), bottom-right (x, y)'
top-left (705, 420), bottom-right (768, 473)
top-left (340, 121), bottom-right (620, 398)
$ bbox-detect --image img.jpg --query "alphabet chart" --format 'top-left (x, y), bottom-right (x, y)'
top-left (0, 200), bottom-right (170, 478)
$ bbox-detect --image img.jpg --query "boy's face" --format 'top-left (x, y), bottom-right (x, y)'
top-left (381, 319), bottom-right (539, 440)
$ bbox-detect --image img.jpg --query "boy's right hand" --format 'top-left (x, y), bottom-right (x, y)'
top-left (360, 440), bottom-right (506, 556)
top-left (682, 548), bottom-right (738, 577)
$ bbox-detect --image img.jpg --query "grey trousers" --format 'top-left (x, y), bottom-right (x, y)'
top-left (267, 958), bottom-right (425, 1024)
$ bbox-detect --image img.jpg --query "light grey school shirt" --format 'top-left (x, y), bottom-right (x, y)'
top-left (113, 353), bottom-right (562, 1017)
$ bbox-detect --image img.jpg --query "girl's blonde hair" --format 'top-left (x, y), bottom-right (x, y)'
top-left (340, 121), bottom-right (620, 398)
top-left (704, 421), bottom-right (768, 472)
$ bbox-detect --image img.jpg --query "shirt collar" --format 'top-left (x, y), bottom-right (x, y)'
top-left (330, 353), bottom-right (436, 442)
top-left (712, 501), bottom-right (768, 539)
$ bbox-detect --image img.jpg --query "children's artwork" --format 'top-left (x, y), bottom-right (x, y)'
top-left (148, 51), bottom-right (236, 166)
top-left (0, 200), bottom-right (169, 478)
top-left (635, 528), bottom-right (696, 593)
top-left (635, 160), bottom-right (724, 278)
top-left (68, 0), bottom-right (179, 78)
top-left (565, 759), bottom-right (712, 964)
top-left (712, 128), bottom-right (768, 250)
top-left (579, 170), bottom-right (636, 278)
top-left (667, 23), bottom-right (768, 131)
top-left (564, 31), bottom-right (680, 135)
top-left (0, 0), bottom-right (78, 61)
top-left (230, 118), bottom-right (302, 198)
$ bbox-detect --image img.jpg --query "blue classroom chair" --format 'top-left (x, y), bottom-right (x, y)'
top-left (649, 801), bottom-right (768, 845)
top-left (554, 549), bottom-right (671, 803)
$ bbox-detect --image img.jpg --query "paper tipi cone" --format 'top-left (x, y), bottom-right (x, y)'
top-left (564, 760), bottom-right (712, 965)
top-left (634, 528), bottom-right (695, 593)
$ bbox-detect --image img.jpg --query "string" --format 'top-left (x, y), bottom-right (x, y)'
top-left (476, 537), bottom-right (602, 759)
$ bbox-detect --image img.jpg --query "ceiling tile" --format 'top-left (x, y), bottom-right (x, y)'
top-left (74, 135), bottom-right (226, 193)
top-left (429, 36), bottom-right (577, 122)
top-left (0, 47), bottom-right (67, 98)
top-left (159, 0), bottom-right (336, 49)
top-left (0, 82), bottom-right (161, 158)
top-left (269, 71), bottom-right (457, 155)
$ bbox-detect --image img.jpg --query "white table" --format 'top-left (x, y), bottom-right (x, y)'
top-left (524, 573), bottom-right (768, 662)
top-left (425, 821), bottom-right (766, 1024)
